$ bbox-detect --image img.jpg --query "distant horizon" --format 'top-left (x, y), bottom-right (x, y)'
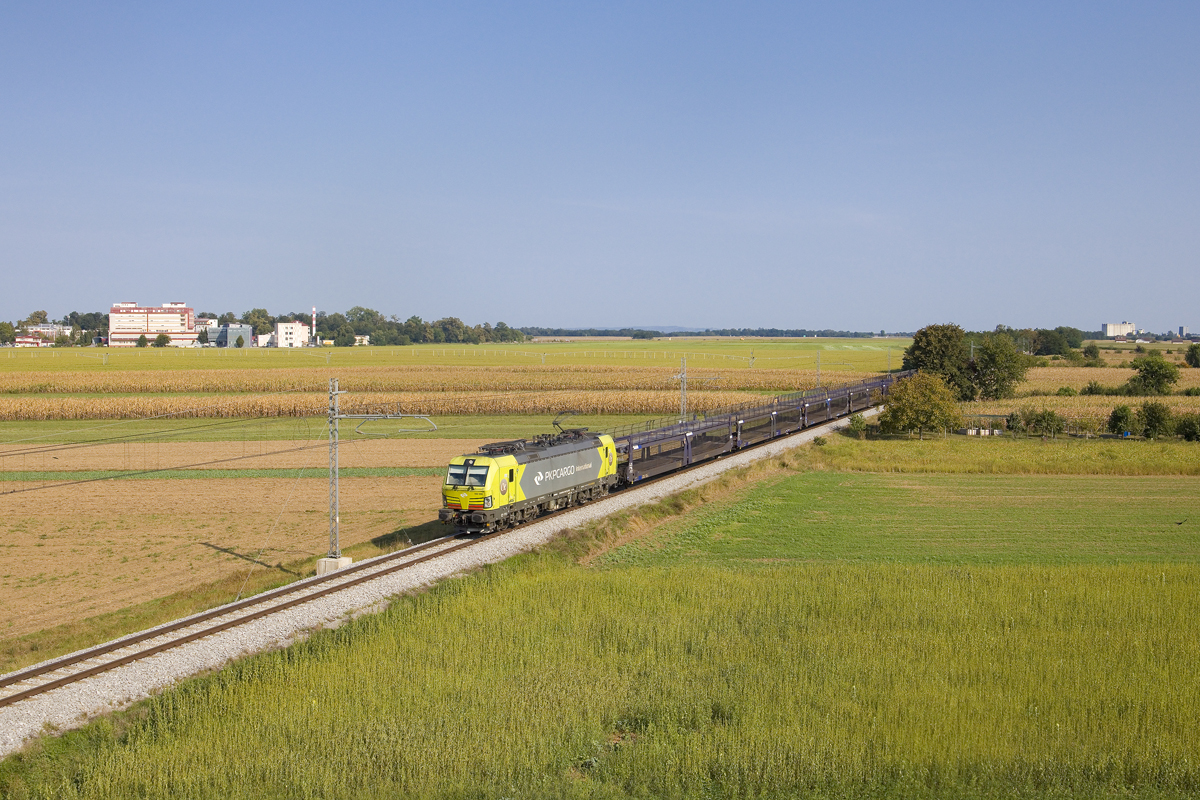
top-left (10, 302), bottom-right (1198, 339)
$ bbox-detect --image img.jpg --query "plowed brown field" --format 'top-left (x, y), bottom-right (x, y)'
top-left (0, 439), bottom-right (487, 472)
top-left (0, 476), bottom-right (443, 638)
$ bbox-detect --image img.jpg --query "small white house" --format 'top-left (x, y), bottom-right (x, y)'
top-left (274, 320), bottom-right (309, 348)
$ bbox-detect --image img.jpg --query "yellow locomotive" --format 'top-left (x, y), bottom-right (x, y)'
top-left (439, 429), bottom-right (619, 533)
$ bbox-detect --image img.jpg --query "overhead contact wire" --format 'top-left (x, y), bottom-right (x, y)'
top-left (0, 383), bottom-right (327, 454)
top-left (0, 443), bottom-right (329, 495)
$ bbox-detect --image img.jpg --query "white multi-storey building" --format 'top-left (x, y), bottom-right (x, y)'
top-left (1102, 321), bottom-right (1137, 338)
top-left (108, 302), bottom-right (198, 347)
top-left (273, 320), bottom-right (309, 348)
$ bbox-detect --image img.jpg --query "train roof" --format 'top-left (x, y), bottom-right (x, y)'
top-left (474, 429), bottom-right (608, 461)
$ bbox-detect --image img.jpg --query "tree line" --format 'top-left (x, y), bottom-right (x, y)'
top-left (0, 307), bottom-right (526, 347)
top-left (881, 323), bottom-right (1200, 440)
top-left (903, 323), bottom-right (1199, 402)
top-left (0, 310), bottom-right (109, 346)
top-left (205, 307), bottom-right (526, 346)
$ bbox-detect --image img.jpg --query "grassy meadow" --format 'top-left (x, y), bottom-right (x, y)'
top-left (0, 337), bottom-right (908, 374)
top-left (4, 558), bottom-right (1198, 799)
top-left (3, 434), bottom-right (1199, 798)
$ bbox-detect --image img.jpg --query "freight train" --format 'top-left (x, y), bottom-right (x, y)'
top-left (438, 371), bottom-right (910, 534)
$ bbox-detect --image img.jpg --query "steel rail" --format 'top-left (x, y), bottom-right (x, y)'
top-left (0, 533), bottom-right (504, 709)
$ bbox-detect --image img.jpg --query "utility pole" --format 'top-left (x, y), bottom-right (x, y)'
top-left (323, 378), bottom-right (347, 574)
top-left (674, 357), bottom-right (688, 417)
top-left (320, 378), bottom-right (437, 576)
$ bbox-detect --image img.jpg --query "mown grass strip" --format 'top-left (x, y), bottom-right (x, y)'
top-left (0, 414), bottom-right (657, 442)
top-left (594, 470), bottom-right (1200, 567)
top-left (802, 431), bottom-right (1200, 475)
top-left (0, 467), bottom-right (443, 481)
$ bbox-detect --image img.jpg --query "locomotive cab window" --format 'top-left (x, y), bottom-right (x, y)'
top-left (446, 465), bottom-right (489, 487)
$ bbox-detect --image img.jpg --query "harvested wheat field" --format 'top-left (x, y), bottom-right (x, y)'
top-left (0, 476), bottom-right (442, 637)
top-left (0, 439), bottom-right (487, 473)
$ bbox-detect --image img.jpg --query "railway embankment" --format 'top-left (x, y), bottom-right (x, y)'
top-left (0, 411), bottom-right (869, 757)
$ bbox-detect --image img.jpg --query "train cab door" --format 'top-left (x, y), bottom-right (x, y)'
top-left (507, 468), bottom-right (515, 503)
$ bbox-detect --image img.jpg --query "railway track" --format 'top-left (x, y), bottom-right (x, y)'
top-left (0, 407), bottom-right (875, 717)
top-left (0, 492), bottom-right (631, 711)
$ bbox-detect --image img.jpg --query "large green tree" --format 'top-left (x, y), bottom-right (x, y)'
top-left (241, 308), bottom-right (274, 336)
top-left (1032, 328), bottom-right (1071, 356)
top-left (878, 372), bottom-right (964, 440)
top-left (971, 334), bottom-right (1028, 400)
top-left (1186, 343), bottom-right (1200, 369)
top-left (1127, 352), bottom-right (1179, 395)
top-left (345, 306), bottom-right (386, 334)
top-left (1107, 405), bottom-right (1135, 436)
top-left (1138, 402), bottom-right (1174, 438)
top-left (902, 324), bottom-right (975, 400)
top-left (0, 321), bottom-right (14, 344)
top-left (20, 310), bottom-right (48, 327)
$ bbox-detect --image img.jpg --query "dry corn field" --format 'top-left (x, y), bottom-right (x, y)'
top-left (967, 395), bottom-right (1200, 427)
top-left (1018, 365), bottom-right (1200, 393)
top-left (3, 361), bottom-right (1196, 422)
top-left (0, 365), bottom-right (877, 395)
top-left (0, 365), bottom-right (885, 420)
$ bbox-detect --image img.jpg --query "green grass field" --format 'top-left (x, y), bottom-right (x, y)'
top-left (3, 435), bottom-right (1198, 799)
top-left (793, 433), bottom-right (1200, 475)
top-left (0, 414), bottom-right (661, 444)
top-left (3, 557), bottom-right (1196, 799)
top-left (597, 471), bottom-right (1200, 567)
top-left (0, 337), bottom-right (909, 374)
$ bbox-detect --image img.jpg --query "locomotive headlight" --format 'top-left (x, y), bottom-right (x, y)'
top-left (484, 496), bottom-right (493, 508)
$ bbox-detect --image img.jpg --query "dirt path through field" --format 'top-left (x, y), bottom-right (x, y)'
top-left (0, 439), bottom-right (488, 472)
top-left (0, 476), bottom-right (443, 637)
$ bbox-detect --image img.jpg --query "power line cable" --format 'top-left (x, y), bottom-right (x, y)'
top-left (234, 447), bottom-right (317, 602)
top-left (1, 442), bottom-right (328, 496)
top-left (0, 417), bottom-right (314, 460)
top-left (0, 385), bottom-right (326, 457)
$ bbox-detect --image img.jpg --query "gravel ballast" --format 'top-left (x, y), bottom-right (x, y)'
top-left (0, 411), bottom-right (870, 757)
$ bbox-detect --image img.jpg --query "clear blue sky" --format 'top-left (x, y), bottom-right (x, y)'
top-left (2, 3), bottom-right (1197, 333)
